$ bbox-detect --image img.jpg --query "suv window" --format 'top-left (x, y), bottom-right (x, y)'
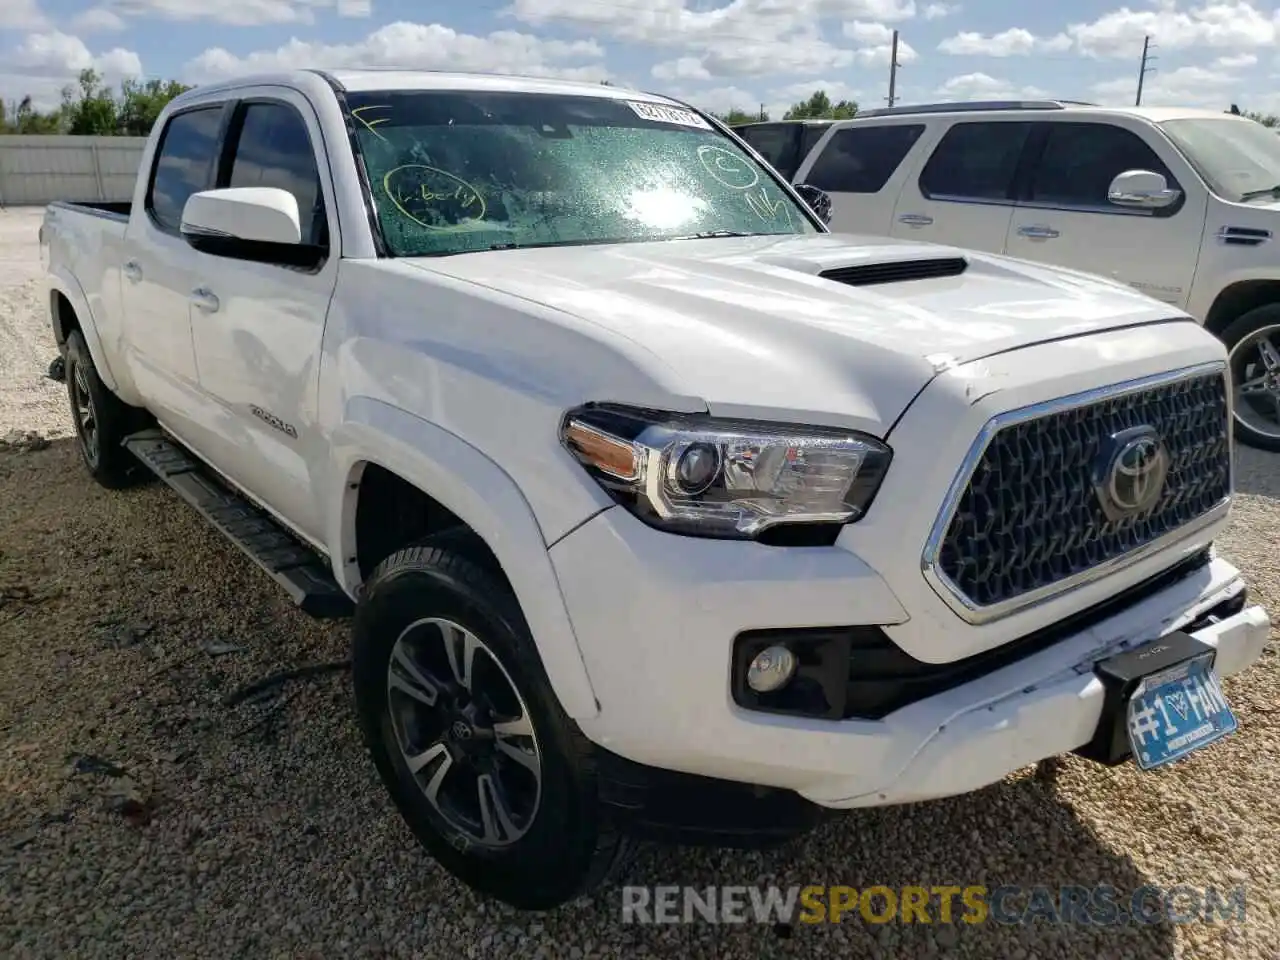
top-left (1029, 121), bottom-right (1177, 209)
top-left (147, 106), bottom-right (223, 232)
top-left (919, 121), bottom-right (1030, 201)
top-left (738, 124), bottom-right (799, 178)
top-left (226, 101), bottom-right (326, 246)
top-left (806, 124), bottom-right (925, 193)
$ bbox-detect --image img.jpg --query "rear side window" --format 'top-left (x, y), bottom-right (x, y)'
top-left (919, 121), bottom-right (1030, 201)
top-left (799, 124), bottom-right (830, 161)
top-left (1028, 122), bottom-right (1178, 209)
top-left (738, 125), bottom-right (799, 178)
top-left (805, 124), bottom-right (925, 193)
top-left (225, 101), bottom-right (326, 246)
top-left (147, 106), bottom-right (223, 232)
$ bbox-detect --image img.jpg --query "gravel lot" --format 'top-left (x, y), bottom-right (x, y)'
top-left (2, 205), bottom-right (1279, 959)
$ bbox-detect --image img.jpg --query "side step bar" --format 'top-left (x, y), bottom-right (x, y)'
top-left (122, 429), bottom-right (354, 619)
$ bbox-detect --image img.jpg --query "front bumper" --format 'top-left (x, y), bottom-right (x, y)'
top-left (552, 505), bottom-right (1271, 809)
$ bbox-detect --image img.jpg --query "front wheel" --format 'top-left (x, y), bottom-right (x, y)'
top-left (1222, 305), bottom-right (1280, 453)
top-left (351, 543), bottom-right (627, 909)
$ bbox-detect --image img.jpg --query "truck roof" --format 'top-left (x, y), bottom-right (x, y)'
top-left (176, 68), bottom-right (684, 107)
top-left (845, 99), bottom-right (1251, 125)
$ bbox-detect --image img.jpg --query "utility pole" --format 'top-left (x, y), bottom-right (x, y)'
top-left (1136, 35), bottom-right (1157, 106)
top-left (759, 103), bottom-right (765, 121)
top-left (886, 29), bottom-right (900, 108)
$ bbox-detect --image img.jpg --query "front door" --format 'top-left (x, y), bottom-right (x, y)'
top-left (185, 89), bottom-right (339, 544)
top-left (1003, 120), bottom-right (1207, 308)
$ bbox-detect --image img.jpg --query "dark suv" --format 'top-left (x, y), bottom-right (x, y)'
top-left (735, 120), bottom-right (835, 180)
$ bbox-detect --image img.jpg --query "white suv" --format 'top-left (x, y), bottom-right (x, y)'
top-left (789, 100), bottom-right (1280, 451)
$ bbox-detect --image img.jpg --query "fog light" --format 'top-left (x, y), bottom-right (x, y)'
top-left (746, 644), bottom-right (797, 693)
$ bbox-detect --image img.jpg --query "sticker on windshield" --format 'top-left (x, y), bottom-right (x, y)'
top-left (624, 100), bottom-right (711, 129)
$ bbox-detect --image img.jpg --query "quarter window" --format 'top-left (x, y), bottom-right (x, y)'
top-left (1028, 122), bottom-right (1177, 209)
top-left (226, 101), bottom-right (326, 246)
top-left (146, 107), bottom-right (223, 232)
top-left (918, 121), bottom-right (1030, 201)
top-left (806, 124), bottom-right (925, 194)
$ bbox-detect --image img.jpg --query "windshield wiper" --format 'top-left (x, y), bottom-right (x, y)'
top-left (670, 230), bottom-right (758, 240)
top-left (1239, 184), bottom-right (1280, 202)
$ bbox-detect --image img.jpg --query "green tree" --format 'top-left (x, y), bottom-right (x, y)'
top-left (4, 94), bottom-right (63, 134)
top-left (713, 107), bottom-right (766, 125)
top-left (61, 69), bottom-right (120, 135)
top-left (783, 90), bottom-right (858, 121)
top-left (118, 77), bottom-right (192, 136)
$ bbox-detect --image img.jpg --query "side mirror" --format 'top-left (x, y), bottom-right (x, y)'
top-left (1107, 169), bottom-right (1181, 210)
top-left (793, 183), bottom-right (832, 225)
top-left (181, 187), bottom-right (323, 266)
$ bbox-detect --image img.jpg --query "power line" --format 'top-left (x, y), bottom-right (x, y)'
top-left (1136, 35), bottom-right (1157, 106)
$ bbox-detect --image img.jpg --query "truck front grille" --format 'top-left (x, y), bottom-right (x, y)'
top-left (930, 367), bottom-right (1230, 617)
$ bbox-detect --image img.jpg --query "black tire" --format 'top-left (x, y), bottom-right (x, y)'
top-left (1220, 305), bottom-right (1280, 453)
top-left (351, 543), bottom-right (627, 910)
top-left (64, 330), bottom-right (150, 488)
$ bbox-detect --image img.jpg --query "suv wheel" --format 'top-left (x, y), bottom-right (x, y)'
top-left (1222, 305), bottom-right (1280, 453)
top-left (351, 542), bottom-right (627, 909)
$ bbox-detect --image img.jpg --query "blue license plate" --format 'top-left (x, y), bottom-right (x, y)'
top-left (1127, 656), bottom-right (1237, 770)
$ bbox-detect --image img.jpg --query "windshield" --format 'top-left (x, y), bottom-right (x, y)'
top-left (1159, 117), bottom-right (1280, 202)
top-left (345, 90), bottom-right (817, 257)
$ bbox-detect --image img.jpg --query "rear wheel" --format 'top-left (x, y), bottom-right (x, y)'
top-left (64, 330), bottom-right (148, 488)
top-left (1222, 305), bottom-right (1280, 453)
top-left (351, 542), bottom-right (627, 909)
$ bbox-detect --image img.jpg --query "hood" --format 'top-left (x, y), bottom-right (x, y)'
top-left (407, 233), bottom-right (1185, 435)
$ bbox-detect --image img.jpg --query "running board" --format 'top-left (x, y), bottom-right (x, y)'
top-left (122, 429), bottom-right (354, 619)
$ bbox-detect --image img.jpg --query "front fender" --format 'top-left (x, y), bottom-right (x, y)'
top-left (46, 266), bottom-right (122, 395)
top-left (328, 397), bottom-right (601, 720)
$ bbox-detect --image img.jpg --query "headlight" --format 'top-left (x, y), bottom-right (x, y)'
top-left (560, 404), bottom-right (892, 540)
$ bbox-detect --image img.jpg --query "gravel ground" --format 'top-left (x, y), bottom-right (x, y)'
top-left (1, 205), bottom-right (1279, 959)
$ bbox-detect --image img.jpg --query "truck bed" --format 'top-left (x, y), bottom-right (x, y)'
top-left (48, 200), bottom-right (131, 222)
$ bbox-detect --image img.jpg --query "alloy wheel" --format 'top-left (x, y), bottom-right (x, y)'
top-left (1230, 322), bottom-right (1280, 442)
top-left (385, 617), bottom-right (542, 848)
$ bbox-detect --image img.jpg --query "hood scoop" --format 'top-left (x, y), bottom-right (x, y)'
top-left (819, 256), bottom-right (968, 287)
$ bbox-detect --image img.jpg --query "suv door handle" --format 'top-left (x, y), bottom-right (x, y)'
top-left (123, 260), bottom-right (142, 283)
top-left (1017, 224), bottom-right (1060, 240)
top-left (897, 213), bottom-right (933, 227)
top-left (190, 286), bottom-right (220, 313)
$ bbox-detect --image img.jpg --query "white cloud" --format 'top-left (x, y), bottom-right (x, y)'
top-left (1215, 52), bottom-right (1257, 68)
top-left (1091, 64), bottom-right (1239, 107)
top-left (185, 21), bottom-right (606, 84)
top-left (90, 0), bottom-right (373, 27)
top-left (844, 20), bottom-right (895, 44)
top-left (935, 71), bottom-right (1048, 100)
top-left (71, 7), bottom-right (127, 32)
top-left (923, 2), bottom-right (958, 18)
top-left (652, 57), bottom-right (712, 81)
top-left (1, 31), bottom-right (143, 109)
top-left (1068, 1), bottom-right (1280, 59)
top-left (938, 27), bottom-right (1071, 57)
top-left (0, 0), bottom-right (48, 30)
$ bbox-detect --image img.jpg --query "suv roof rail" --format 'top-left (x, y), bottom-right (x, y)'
top-left (854, 99), bottom-right (1083, 118)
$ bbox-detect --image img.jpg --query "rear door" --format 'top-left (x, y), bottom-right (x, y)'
top-left (889, 119), bottom-right (1030, 252)
top-left (119, 102), bottom-right (228, 438)
top-left (795, 122), bottom-right (927, 236)
top-left (1003, 119), bottom-right (1206, 307)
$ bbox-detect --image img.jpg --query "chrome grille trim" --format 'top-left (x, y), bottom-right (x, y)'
top-left (921, 361), bottom-right (1232, 625)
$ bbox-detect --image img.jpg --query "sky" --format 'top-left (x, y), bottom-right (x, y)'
top-left (2, 0), bottom-right (1279, 119)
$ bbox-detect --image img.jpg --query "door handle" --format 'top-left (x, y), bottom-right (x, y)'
top-left (897, 213), bottom-right (933, 227)
top-left (123, 259), bottom-right (142, 283)
top-left (190, 286), bottom-right (220, 313)
top-left (1017, 225), bottom-right (1060, 240)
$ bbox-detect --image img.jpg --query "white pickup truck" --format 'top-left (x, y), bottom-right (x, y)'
top-left (41, 70), bottom-right (1272, 911)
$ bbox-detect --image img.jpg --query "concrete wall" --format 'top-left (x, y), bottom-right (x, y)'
top-left (0, 136), bottom-right (147, 206)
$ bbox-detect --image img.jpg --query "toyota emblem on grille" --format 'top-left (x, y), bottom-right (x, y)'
top-left (1093, 426), bottom-right (1171, 522)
